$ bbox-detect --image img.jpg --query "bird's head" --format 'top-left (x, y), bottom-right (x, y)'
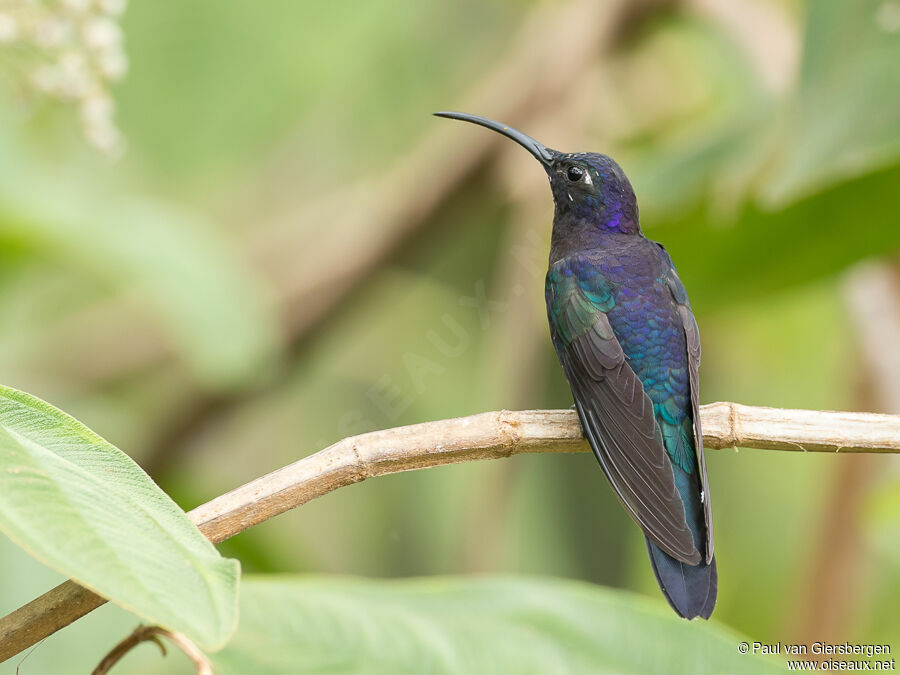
top-left (435, 112), bottom-right (640, 236)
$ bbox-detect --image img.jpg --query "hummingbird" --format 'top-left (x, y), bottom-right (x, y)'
top-left (435, 112), bottom-right (716, 619)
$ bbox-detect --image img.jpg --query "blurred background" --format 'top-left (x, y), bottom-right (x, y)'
top-left (1, 0), bottom-right (899, 671)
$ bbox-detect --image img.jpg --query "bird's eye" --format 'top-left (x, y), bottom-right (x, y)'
top-left (566, 165), bottom-right (585, 182)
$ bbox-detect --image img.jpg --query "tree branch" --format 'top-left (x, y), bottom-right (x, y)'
top-left (2, 402), bottom-right (900, 662)
top-left (92, 625), bottom-right (212, 675)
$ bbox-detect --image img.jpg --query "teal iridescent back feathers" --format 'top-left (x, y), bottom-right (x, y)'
top-left (437, 112), bottom-right (717, 619)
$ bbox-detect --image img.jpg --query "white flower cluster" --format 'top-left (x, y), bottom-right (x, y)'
top-left (0, 0), bottom-right (128, 155)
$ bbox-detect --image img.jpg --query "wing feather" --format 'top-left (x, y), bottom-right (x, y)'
top-left (547, 258), bottom-right (701, 564)
top-left (672, 277), bottom-right (715, 563)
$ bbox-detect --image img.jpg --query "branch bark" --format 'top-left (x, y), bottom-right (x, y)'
top-left (92, 625), bottom-right (212, 675)
top-left (2, 402), bottom-right (900, 662)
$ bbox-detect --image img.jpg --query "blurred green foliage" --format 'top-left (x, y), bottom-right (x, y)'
top-left (0, 0), bottom-right (898, 672)
top-left (211, 576), bottom-right (784, 674)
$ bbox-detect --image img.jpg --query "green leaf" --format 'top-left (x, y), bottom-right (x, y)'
top-left (623, 0), bottom-right (900, 310)
top-left (212, 576), bottom-right (784, 674)
top-left (0, 385), bottom-right (239, 649)
top-left (649, 163), bottom-right (900, 310)
top-left (761, 0), bottom-right (900, 204)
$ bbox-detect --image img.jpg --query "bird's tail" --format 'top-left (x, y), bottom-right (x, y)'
top-left (645, 537), bottom-right (717, 619)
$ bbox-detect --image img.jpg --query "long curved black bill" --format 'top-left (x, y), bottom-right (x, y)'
top-left (434, 111), bottom-right (555, 166)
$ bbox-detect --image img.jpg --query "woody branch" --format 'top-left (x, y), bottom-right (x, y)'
top-left (2, 401), bottom-right (899, 662)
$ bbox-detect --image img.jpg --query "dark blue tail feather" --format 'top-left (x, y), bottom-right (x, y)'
top-left (645, 537), bottom-right (717, 619)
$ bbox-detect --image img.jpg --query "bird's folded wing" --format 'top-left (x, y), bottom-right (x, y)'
top-left (547, 257), bottom-right (700, 565)
top-left (665, 260), bottom-right (714, 563)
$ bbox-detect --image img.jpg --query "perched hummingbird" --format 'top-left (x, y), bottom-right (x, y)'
top-left (436, 112), bottom-right (716, 619)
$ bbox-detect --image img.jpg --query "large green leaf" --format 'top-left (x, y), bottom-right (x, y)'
top-left (761, 0), bottom-right (900, 204)
top-left (0, 386), bottom-right (239, 649)
top-left (650, 163), bottom-right (900, 310)
top-left (625, 0), bottom-right (900, 311)
top-left (212, 576), bottom-right (784, 674)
